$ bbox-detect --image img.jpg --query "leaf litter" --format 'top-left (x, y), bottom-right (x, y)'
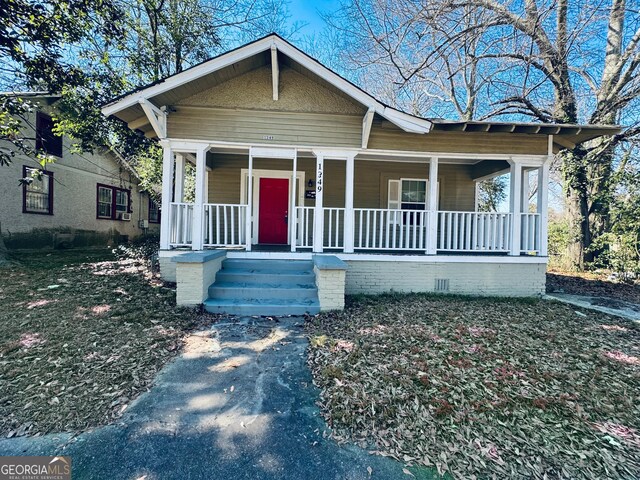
top-left (306, 294), bottom-right (640, 479)
top-left (0, 249), bottom-right (218, 437)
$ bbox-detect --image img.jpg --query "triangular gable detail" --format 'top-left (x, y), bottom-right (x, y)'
top-left (102, 34), bottom-right (432, 135)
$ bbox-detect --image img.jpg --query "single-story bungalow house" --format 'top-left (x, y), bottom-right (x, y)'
top-left (0, 92), bottom-right (160, 249)
top-left (101, 34), bottom-right (619, 315)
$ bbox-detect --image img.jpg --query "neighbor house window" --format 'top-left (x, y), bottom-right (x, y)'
top-left (35, 112), bottom-right (63, 158)
top-left (23, 166), bottom-right (53, 215)
top-left (149, 198), bottom-right (160, 223)
top-left (97, 184), bottom-right (131, 220)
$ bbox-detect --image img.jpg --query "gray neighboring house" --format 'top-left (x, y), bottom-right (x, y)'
top-left (0, 92), bottom-right (160, 249)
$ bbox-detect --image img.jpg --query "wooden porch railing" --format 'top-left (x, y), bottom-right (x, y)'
top-left (203, 204), bottom-right (247, 247)
top-left (170, 203), bottom-right (542, 256)
top-left (169, 202), bottom-right (194, 246)
top-left (354, 208), bottom-right (428, 251)
top-left (520, 213), bottom-right (541, 253)
top-left (437, 211), bottom-right (512, 252)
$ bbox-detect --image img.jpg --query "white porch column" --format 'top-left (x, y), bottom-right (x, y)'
top-left (174, 154), bottom-right (185, 202)
top-left (159, 141), bottom-right (174, 250)
top-left (245, 150), bottom-right (253, 251)
top-left (520, 168), bottom-right (530, 212)
top-left (537, 161), bottom-right (550, 256)
top-left (509, 160), bottom-right (523, 256)
top-left (204, 169), bottom-right (210, 204)
top-left (313, 154), bottom-right (324, 253)
top-left (191, 146), bottom-right (207, 251)
top-left (290, 149), bottom-right (298, 251)
top-left (427, 157), bottom-right (439, 254)
top-left (343, 154), bottom-right (355, 253)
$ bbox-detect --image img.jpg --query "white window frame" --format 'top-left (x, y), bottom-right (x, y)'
top-left (388, 177), bottom-right (438, 225)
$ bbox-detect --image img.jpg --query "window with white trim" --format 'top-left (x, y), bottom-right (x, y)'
top-left (97, 184), bottom-right (131, 220)
top-left (388, 178), bottom-right (437, 225)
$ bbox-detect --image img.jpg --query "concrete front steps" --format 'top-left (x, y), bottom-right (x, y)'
top-left (203, 259), bottom-right (320, 316)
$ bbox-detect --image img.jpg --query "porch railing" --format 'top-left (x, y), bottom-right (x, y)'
top-left (169, 202), bottom-right (194, 246)
top-left (437, 211), bottom-right (512, 252)
top-left (170, 203), bottom-right (542, 256)
top-left (324, 208), bottom-right (345, 249)
top-left (203, 204), bottom-right (247, 247)
top-left (354, 208), bottom-right (428, 251)
top-left (296, 206), bottom-right (314, 248)
top-left (520, 213), bottom-right (541, 253)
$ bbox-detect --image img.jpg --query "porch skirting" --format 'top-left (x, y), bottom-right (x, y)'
top-left (159, 250), bottom-right (546, 301)
top-left (343, 260), bottom-right (545, 297)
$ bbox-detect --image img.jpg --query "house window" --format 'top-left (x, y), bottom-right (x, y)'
top-left (23, 166), bottom-right (53, 215)
top-left (35, 112), bottom-right (63, 158)
top-left (149, 198), bottom-right (160, 223)
top-left (400, 179), bottom-right (427, 210)
top-left (97, 184), bottom-right (131, 220)
top-left (388, 178), bottom-right (432, 225)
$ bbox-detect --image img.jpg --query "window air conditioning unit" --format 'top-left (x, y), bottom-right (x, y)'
top-left (139, 219), bottom-right (149, 229)
top-left (120, 212), bottom-right (132, 221)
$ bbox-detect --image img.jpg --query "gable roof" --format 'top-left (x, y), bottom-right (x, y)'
top-left (101, 33), bottom-right (433, 134)
top-left (101, 33), bottom-right (621, 150)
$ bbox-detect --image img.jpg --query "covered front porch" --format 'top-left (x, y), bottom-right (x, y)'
top-left (159, 141), bottom-right (550, 258)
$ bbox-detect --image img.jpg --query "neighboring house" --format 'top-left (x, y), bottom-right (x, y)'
top-left (102, 34), bottom-right (619, 314)
top-left (0, 93), bottom-right (160, 249)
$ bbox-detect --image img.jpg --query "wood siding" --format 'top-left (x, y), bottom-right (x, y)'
top-left (169, 106), bottom-right (362, 147)
top-left (368, 120), bottom-right (549, 155)
top-left (207, 155), bottom-right (475, 212)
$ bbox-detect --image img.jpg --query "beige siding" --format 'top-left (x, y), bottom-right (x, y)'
top-left (169, 106), bottom-right (362, 147)
top-left (207, 155), bottom-right (475, 211)
top-left (369, 121), bottom-right (548, 155)
top-left (179, 65), bottom-right (364, 115)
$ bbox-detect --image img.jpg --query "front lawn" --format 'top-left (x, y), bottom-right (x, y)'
top-left (0, 249), bottom-right (208, 437)
top-left (307, 295), bottom-right (640, 479)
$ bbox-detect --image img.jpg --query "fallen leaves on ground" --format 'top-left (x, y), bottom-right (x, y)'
top-left (547, 270), bottom-right (640, 304)
top-left (0, 249), bottom-right (214, 437)
top-left (306, 294), bottom-right (640, 479)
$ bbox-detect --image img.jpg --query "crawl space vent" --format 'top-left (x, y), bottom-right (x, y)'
top-left (435, 278), bottom-right (450, 292)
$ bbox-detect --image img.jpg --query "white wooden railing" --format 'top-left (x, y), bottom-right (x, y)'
top-left (354, 208), bottom-right (428, 250)
top-left (169, 202), bottom-right (194, 246)
top-left (520, 213), bottom-right (541, 253)
top-left (203, 204), bottom-right (247, 247)
top-left (171, 203), bottom-right (541, 256)
top-left (324, 208), bottom-right (345, 249)
top-left (438, 211), bottom-right (512, 252)
top-left (296, 206), bottom-right (314, 248)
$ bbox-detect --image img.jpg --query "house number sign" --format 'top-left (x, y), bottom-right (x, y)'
top-left (316, 161), bottom-right (323, 193)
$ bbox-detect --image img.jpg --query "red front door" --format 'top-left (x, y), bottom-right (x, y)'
top-left (258, 177), bottom-right (289, 244)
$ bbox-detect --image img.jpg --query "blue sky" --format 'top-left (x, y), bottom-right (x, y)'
top-left (288, 0), bottom-right (338, 36)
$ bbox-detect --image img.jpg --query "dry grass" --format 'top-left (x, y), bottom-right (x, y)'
top-left (0, 249), bottom-right (211, 437)
top-left (307, 294), bottom-right (640, 479)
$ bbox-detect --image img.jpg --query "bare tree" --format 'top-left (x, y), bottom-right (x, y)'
top-left (331, 0), bottom-right (640, 269)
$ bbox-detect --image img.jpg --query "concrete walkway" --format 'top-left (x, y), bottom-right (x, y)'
top-left (544, 293), bottom-right (640, 323)
top-left (0, 317), bottom-right (426, 480)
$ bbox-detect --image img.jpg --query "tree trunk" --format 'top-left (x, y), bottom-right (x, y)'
top-left (562, 149), bottom-right (590, 270)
